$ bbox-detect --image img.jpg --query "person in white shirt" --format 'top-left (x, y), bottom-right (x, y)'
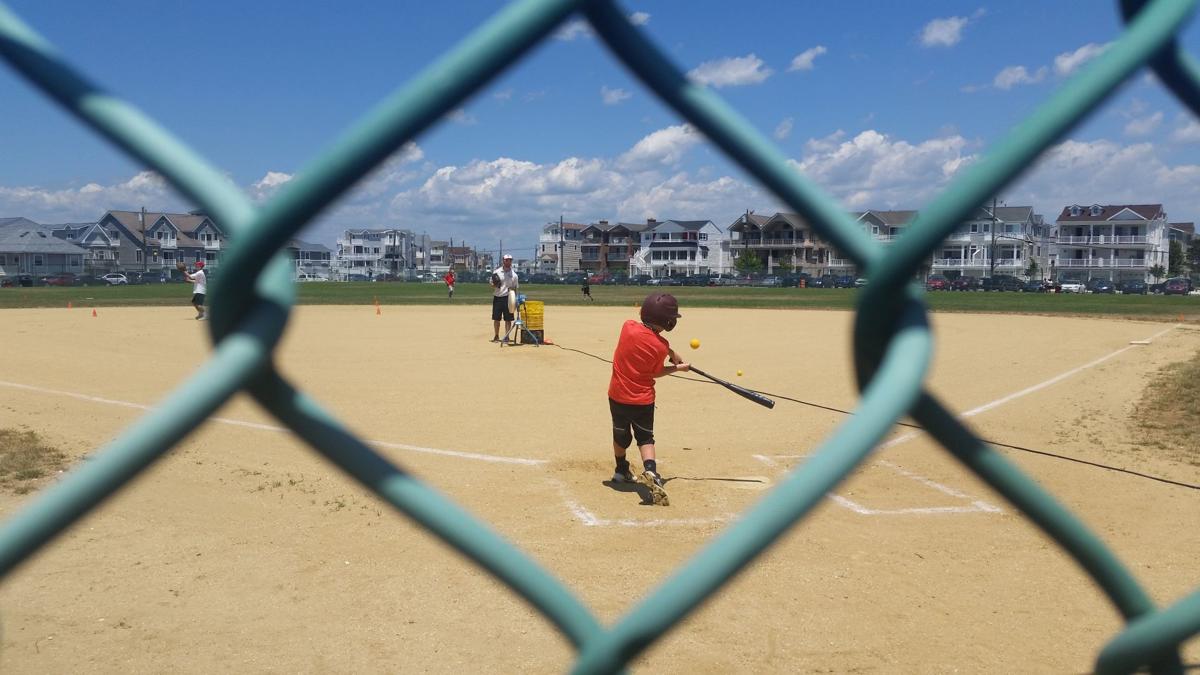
top-left (490, 254), bottom-right (519, 342)
top-left (182, 261), bottom-right (207, 320)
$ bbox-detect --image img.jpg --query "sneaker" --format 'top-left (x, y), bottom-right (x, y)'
top-left (490, 336), bottom-right (500, 342)
top-left (612, 468), bottom-right (635, 483)
top-left (640, 470), bottom-right (669, 506)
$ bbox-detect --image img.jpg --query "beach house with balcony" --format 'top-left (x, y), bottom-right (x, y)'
top-left (1053, 204), bottom-right (1167, 284)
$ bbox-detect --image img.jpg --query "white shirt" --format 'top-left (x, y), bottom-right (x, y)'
top-left (191, 270), bottom-right (207, 295)
top-left (492, 266), bottom-right (518, 297)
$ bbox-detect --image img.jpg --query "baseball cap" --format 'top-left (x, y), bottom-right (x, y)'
top-left (502, 253), bottom-right (513, 260)
top-left (640, 292), bottom-right (681, 331)
top-left (195, 261), bottom-right (205, 268)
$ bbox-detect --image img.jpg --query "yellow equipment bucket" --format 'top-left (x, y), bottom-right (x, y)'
top-left (523, 300), bottom-right (545, 330)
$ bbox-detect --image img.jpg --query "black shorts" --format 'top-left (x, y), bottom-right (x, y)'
top-left (191, 293), bottom-right (206, 306)
top-left (491, 295), bottom-right (513, 321)
top-left (609, 398), bottom-right (655, 449)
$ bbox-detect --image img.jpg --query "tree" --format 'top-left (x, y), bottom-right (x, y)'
top-left (734, 252), bottom-right (764, 275)
top-left (1025, 259), bottom-right (1039, 279)
top-left (1169, 240), bottom-right (1185, 276)
top-left (1188, 238), bottom-right (1200, 271)
top-left (774, 257), bottom-right (794, 274)
top-left (1149, 264), bottom-right (1166, 281)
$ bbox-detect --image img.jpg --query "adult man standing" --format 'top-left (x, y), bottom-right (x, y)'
top-left (181, 260), bottom-right (207, 320)
top-left (490, 253), bottom-right (519, 342)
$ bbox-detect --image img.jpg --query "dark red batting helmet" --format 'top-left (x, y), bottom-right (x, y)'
top-left (195, 261), bottom-right (205, 269)
top-left (640, 292), bottom-right (681, 331)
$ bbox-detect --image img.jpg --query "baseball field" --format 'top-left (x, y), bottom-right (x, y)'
top-left (0, 297), bottom-right (1197, 673)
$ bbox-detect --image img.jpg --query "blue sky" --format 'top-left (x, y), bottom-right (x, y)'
top-left (3, 1), bottom-right (1200, 256)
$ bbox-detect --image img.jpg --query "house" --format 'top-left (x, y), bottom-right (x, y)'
top-left (0, 217), bottom-right (87, 277)
top-left (287, 239), bottom-right (333, 279)
top-left (1053, 204), bottom-right (1168, 284)
top-left (536, 221), bottom-right (585, 274)
top-left (334, 228), bottom-right (418, 279)
top-left (727, 211), bottom-right (830, 275)
top-left (931, 205), bottom-right (1050, 280)
top-left (95, 209), bottom-right (228, 276)
top-left (579, 219), bottom-right (651, 276)
top-left (631, 219), bottom-right (727, 277)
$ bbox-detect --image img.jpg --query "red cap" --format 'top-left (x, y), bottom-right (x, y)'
top-left (195, 261), bottom-right (205, 269)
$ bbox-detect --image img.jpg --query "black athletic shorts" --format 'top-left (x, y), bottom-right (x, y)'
top-left (491, 295), bottom-right (513, 321)
top-left (609, 398), bottom-right (655, 449)
top-left (191, 293), bottom-right (206, 306)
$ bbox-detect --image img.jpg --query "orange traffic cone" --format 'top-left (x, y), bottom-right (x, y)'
top-left (376, 304), bottom-right (381, 316)
top-left (91, 308), bottom-right (97, 317)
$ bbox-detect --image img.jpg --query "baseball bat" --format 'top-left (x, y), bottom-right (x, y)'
top-left (688, 365), bottom-right (775, 409)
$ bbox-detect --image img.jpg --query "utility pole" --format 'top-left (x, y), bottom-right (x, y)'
top-left (559, 214), bottom-right (564, 276)
top-left (139, 206), bottom-right (148, 277)
top-left (989, 197), bottom-right (998, 279)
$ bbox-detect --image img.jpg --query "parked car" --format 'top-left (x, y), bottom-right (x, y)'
top-left (981, 275), bottom-right (1023, 292)
top-left (1118, 280), bottom-right (1148, 295)
top-left (925, 274), bottom-right (950, 291)
top-left (1164, 277), bottom-right (1191, 296)
top-left (757, 275), bottom-right (783, 287)
top-left (854, 278), bottom-right (868, 288)
top-left (45, 272), bottom-right (82, 286)
top-left (15, 273), bottom-right (35, 287)
top-left (950, 276), bottom-right (981, 291)
top-left (1059, 280), bottom-right (1086, 293)
top-left (99, 273), bottom-right (128, 285)
top-left (1020, 280), bottom-right (1045, 293)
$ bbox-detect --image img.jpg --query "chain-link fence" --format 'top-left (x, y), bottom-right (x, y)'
top-left (2, 1), bottom-right (1198, 672)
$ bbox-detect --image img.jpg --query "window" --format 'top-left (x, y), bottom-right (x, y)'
top-left (1090, 205), bottom-right (1102, 216)
top-left (0, 255), bottom-right (4, 265)
top-left (114, 252), bottom-right (120, 261)
top-left (1070, 206), bottom-right (1081, 216)
top-left (970, 223), bottom-right (978, 233)
top-left (34, 255), bottom-right (43, 266)
top-left (699, 233), bottom-right (708, 241)
top-left (71, 257), bottom-right (80, 267)
top-left (136, 250), bottom-right (143, 263)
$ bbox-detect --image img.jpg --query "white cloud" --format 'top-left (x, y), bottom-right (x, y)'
top-left (555, 12), bottom-right (648, 40)
top-left (993, 65), bottom-right (1047, 90)
top-left (447, 108), bottom-right (477, 125)
top-left (774, 117), bottom-right (794, 140)
top-left (920, 16), bottom-right (969, 47)
top-left (492, 88), bottom-right (513, 102)
top-left (1124, 112), bottom-right (1163, 137)
top-left (618, 124), bottom-right (702, 168)
top-left (0, 171), bottom-right (184, 223)
top-left (601, 86), bottom-right (632, 105)
top-left (788, 46), bottom-right (827, 72)
top-left (1172, 116), bottom-right (1200, 143)
top-left (1054, 43), bottom-right (1109, 77)
top-left (249, 171), bottom-right (294, 201)
top-left (687, 54), bottom-right (772, 88)
top-left (554, 19), bottom-right (592, 41)
top-left (789, 129), bottom-right (976, 208)
top-left (1010, 138), bottom-right (1200, 223)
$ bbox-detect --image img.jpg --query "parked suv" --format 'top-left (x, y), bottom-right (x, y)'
top-left (1086, 278), bottom-right (1116, 294)
top-left (1118, 280), bottom-right (1147, 295)
top-left (99, 273), bottom-right (128, 285)
top-left (1164, 277), bottom-right (1191, 295)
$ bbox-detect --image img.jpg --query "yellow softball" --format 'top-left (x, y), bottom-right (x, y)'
top-left (689, 338), bottom-right (700, 350)
top-left (737, 370), bottom-right (743, 376)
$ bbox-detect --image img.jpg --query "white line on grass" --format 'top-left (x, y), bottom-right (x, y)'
top-left (0, 379), bottom-right (546, 466)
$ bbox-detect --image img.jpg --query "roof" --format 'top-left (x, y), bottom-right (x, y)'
top-left (542, 221), bottom-right (586, 233)
top-left (102, 210), bottom-right (224, 248)
top-left (1169, 222), bottom-right (1195, 234)
top-left (664, 219), bottom-right (715, 231)
top-left (0, 217), bottom-right (41, 230)
top-left (288, 238), bottom-right (332, 253)
top-left (727, 213), bottom-right (770, 231)
top-left (1056, 204), bottom-right (1164, 221)
top-left (858, 209), bottom-right (918, 226)
top-left (0, 222), bottom-right (89, 254)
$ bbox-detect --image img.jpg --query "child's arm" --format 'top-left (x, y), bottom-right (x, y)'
top-left (655, 361), bottom-right (690, 377)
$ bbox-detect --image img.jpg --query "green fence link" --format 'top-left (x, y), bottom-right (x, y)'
top-left (1, 0), bottom-right (1197, 672)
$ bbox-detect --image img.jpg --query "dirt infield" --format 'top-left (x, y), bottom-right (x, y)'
top-left (0, 304), bottom-right (1198, 673)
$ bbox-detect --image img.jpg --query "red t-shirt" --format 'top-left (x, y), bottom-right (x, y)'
top-left (444, 272), bottom-right (455, 286)
top-left (608, 320), bottom-right (669, 405)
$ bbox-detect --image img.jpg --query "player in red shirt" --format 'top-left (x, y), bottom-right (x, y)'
top-left (443, 269), bottom-right (456, 300)
top-left (608, 292), bottom-right (689, 505)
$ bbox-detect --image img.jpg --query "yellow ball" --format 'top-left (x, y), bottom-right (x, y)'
top-left (736, 370), bottom-right (743, 377)
top-left (689, 338), bottom-right (700, 350)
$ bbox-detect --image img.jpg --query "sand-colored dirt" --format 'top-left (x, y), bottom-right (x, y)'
top-left (0, 303), bottom-right (1197, 673)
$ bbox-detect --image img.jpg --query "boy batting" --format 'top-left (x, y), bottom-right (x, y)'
top-left (607, 292), bottom-right (688, 506)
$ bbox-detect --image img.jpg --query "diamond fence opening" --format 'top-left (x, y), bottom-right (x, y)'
top-left (2, 0), bottom-right (1198, 672)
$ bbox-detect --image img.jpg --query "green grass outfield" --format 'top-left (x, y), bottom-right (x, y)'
top-left (1, 281), bottom-right (1196, 321)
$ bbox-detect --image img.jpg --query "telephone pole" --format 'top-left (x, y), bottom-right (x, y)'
top-left (989, 197), bottom-right (998, 279)
top-left (559, 214), bottom-right (564, 276)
